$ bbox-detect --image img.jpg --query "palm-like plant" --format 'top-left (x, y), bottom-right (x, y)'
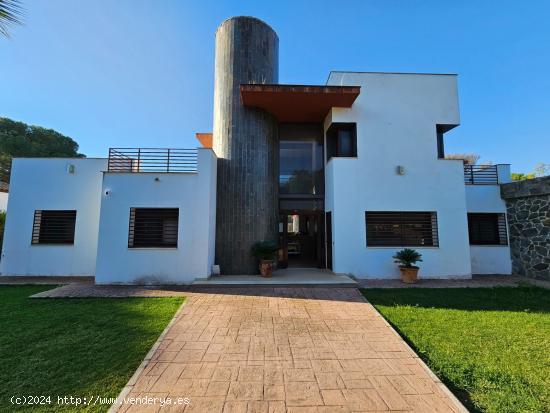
top-left (393, 248), bottom-right (422, 268)
top-left (0, 0), bottom-right (23, 38)
top-left (251, 241), bottom-right (278, 261)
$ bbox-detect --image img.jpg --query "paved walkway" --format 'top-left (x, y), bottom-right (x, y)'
top-left (110, 288), bottom-right (466, 413)
top-left (25, 274), bottom-right (549, 299)
top-left (194, 268), bottom-right (357, 286)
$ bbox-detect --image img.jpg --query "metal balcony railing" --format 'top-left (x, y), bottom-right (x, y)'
top-left (464, 165), bottom-right (499, 185)
top-left (107, 148), bottom-right (198, 173)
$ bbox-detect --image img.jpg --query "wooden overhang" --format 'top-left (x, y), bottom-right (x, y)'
top-left (240, 84), bottom-right (360, 123)
top-left (195, 133), bottom-right (213, 149)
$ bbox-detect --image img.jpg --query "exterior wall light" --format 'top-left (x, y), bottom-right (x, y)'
top-left (396, 165), bottom-right (405, 175)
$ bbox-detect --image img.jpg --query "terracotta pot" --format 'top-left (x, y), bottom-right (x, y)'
top-left (399, 266), bottom-right (419, 284)
top-left (259, 259), bottom-right (274, 277)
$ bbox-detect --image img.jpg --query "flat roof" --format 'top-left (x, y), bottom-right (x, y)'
top-left (240, 84), bottom-right (360, 122)
top-left (329, 70), bottom-right (458, 76)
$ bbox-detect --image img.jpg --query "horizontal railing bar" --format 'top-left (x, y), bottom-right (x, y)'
top-left (107, 148), bottom-right (198, 174)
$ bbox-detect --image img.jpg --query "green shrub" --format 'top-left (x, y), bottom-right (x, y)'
top-left (393, 248), bottom-right (422, 268)
top-left (251, 240), bottom-right (278, 261)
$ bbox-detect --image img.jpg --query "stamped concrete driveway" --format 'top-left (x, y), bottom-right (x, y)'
top-left (115, 287), bottom-right (465, 413)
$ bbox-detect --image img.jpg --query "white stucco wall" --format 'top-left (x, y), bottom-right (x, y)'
top-left (0, 192), bottom-right (8, 212)
top-left (466, 185), bottom-right (512, 274)
top-left (325, 72), bottom-right (472, 279)
top-left (95, 149), bottom-right (217, 284)
top-left (0, 158), bottom-right (106, 276)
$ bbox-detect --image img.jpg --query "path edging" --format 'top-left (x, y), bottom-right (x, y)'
top-left (107, 298), bottom-right (188, 413)
top-left (358, 291), bottom-right (469, 413)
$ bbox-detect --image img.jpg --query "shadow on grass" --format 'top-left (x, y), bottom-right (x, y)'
top-left (361, 286), bottom-right (550, 313)
top-left (361, 286), bottom-right (550, 413)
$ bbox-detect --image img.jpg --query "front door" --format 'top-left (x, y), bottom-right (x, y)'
top-left (278, 212), bottom-right (325, 268)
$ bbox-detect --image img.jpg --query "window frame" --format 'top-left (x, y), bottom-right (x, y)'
top-left (326, 123), bottom-right (357, 160)
top-left (31, 210), bottom-right (77, 245)
top-left (128, 207), bottom-right (180, 249)
top-left (467, 213), bottom-right (508, 246)
top-left (365, 211), bottom-right (439, 247)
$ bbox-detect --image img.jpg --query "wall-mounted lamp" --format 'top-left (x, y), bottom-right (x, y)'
top-left (396, 165), bottom-right (405, 175)
top-left (67, 164), bottom-right (75, 174)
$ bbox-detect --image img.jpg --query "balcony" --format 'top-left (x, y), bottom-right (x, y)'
top-left (107, 148), bottom-right (198, 173)
top-left (464, 164), bottom-right (510, 185)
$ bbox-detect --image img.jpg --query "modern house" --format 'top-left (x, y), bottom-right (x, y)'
top-left (0, 16), bottom-right (512, 284)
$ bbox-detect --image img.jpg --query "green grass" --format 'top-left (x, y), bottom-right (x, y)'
top-left (0, 285), bottom-right (184, 412)
top-left (361, 286), bottom-right (550, 413)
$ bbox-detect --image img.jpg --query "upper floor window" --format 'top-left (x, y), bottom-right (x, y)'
top-left (467, 213), bottom-right (508, 245)
top-left (327, 123), bottom-right (357, 160)
top-left (128, 208), bottom-right (179, 248)
top-left (365, 211), bottom-right (439, 247)
top-left (436, 124), bottom-right (457, 159)
top-left (32, 210), bottom-right (76, 245)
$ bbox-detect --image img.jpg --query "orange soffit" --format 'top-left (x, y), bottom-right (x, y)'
top-left (240, 84), bottom-right (360, 122)
top-left (196, 133), bottom-right (213, 148)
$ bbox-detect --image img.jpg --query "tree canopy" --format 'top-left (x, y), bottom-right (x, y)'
top-left (0, 117), bottom-right (85, 182)
top-left (512, 163), bottom-right (549, 181)
top-left (0, 0), bottom-right (23, 38)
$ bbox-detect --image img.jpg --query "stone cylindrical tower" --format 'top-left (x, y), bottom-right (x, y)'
top-left (212, 16), bottom-right (279, 274)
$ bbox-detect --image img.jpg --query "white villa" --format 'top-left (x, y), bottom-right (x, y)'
top-left (0, 17), bottom-right (512, 284)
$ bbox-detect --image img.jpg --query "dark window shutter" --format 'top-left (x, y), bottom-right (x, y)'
top-left (468, 213), bottom-right (508, 245)
top-left (32, 210), bottom-right (76, 244)
top-left (365, 212), bottom-right (439, 247)
top-left (128, 208), bottom-right (179, 248)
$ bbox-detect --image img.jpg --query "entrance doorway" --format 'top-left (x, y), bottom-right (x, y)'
top-left (278, 212), bottom-right (325, 268)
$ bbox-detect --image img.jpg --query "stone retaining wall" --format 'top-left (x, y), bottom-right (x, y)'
top-left (501, 176), bottom-right (550, 279)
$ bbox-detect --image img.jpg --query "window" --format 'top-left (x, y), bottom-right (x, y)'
top-left (327, 123), bottom-right (357, 159)
top-left (365, 212), bottom-right (439, 247)
top-left (436, 124), bottom-right (457, 159)
top-left (468, 213), bottom-right (508, 245)
top-left (436, 131), bottom-right (445, 159)
top-left (278, 123), bottom-right (324, 197)
top-left (32, 210), bottom-right (76, 244)
top-left (128, 208), bottom-right (179, 248)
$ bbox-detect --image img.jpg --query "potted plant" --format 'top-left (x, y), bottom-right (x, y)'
top-left (393, 248), bottom-right (422, 284)
top-left (251, 241), bottom-right (278, 277)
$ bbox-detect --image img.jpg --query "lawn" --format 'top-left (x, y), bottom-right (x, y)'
top-left (361, 286), bottom-right (550, 413)
top-left (0, 285), bottom-right (184, 412)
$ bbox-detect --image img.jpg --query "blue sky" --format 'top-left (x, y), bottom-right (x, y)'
top-left (1, 0), bottom-right (549, 173)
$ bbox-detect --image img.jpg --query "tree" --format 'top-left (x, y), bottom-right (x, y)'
top-left (533, 162), bottom-right (549, 177)
top-left (445, 153), bottom-right (481, 165)
top-left (0, 0), bottom-right (23, 38)
top-left (511, 172), bottom-right (536, 181)
top-left (0, 117), bottom-right (85, 182)
top-left (511, 163), bottom-right (549, 181)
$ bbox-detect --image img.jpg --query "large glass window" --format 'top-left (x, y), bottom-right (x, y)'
top-left (279, 140), bottom-right (323, 195)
